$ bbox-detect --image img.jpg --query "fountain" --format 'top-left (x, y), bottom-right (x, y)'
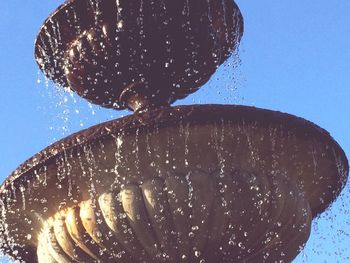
top-left (0, 0), bottom-right (348, 262)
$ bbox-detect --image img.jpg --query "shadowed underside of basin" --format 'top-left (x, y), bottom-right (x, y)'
top-left (0, 105), bottom-right (348, 263)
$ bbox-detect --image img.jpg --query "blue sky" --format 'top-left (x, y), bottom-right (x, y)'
top-left (0, 0), bottom-right (350, 262)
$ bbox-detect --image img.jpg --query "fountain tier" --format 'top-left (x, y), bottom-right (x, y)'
top-left (1, 105), bottom-right (348, 262)
top-left (35, 0), bottom-right (243, 111)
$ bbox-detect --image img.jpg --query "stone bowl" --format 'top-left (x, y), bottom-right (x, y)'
top-left (0, 105), bottom-right (348, 262)
top-left (35, 0), bottom-right (243, 110)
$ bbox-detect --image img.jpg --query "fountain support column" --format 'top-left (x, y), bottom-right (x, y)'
top-left (0, 1), bottom-right (348, 262)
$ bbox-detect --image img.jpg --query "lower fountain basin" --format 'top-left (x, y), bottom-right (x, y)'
top-left (0, 105), bottom-right (348, 262)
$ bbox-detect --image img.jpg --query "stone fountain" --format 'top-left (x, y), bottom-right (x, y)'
top-left (0, 0), bottom-right (348, 262)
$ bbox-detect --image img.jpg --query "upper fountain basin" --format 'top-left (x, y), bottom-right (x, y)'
top-left (35, 0), bottom-right (244, 110)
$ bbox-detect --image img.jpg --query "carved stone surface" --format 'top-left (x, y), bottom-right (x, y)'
top-left (35, 0), bottom-right (243, 110)
top-left (1, 105), bottom-right (348, 262)
top-left (37, 171), bottom-right (311, 262)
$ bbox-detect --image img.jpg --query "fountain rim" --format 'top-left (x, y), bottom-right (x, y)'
top-left (1, 104), bottom-right (348, 217)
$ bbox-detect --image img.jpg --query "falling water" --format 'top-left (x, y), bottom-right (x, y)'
top-left (36, 71), bottom-right (124, 142)
top-left (2, 0), bottom-right (349, 262)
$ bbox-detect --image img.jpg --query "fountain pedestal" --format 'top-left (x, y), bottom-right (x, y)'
top-left (0, 1), bottom-right (348, 262)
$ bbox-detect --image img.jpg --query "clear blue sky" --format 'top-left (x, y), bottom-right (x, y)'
top-left (1, 0), bottom-right (350, 262)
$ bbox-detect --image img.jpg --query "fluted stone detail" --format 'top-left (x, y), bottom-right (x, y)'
top-left (37, 170), bottom-right (311, 263)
